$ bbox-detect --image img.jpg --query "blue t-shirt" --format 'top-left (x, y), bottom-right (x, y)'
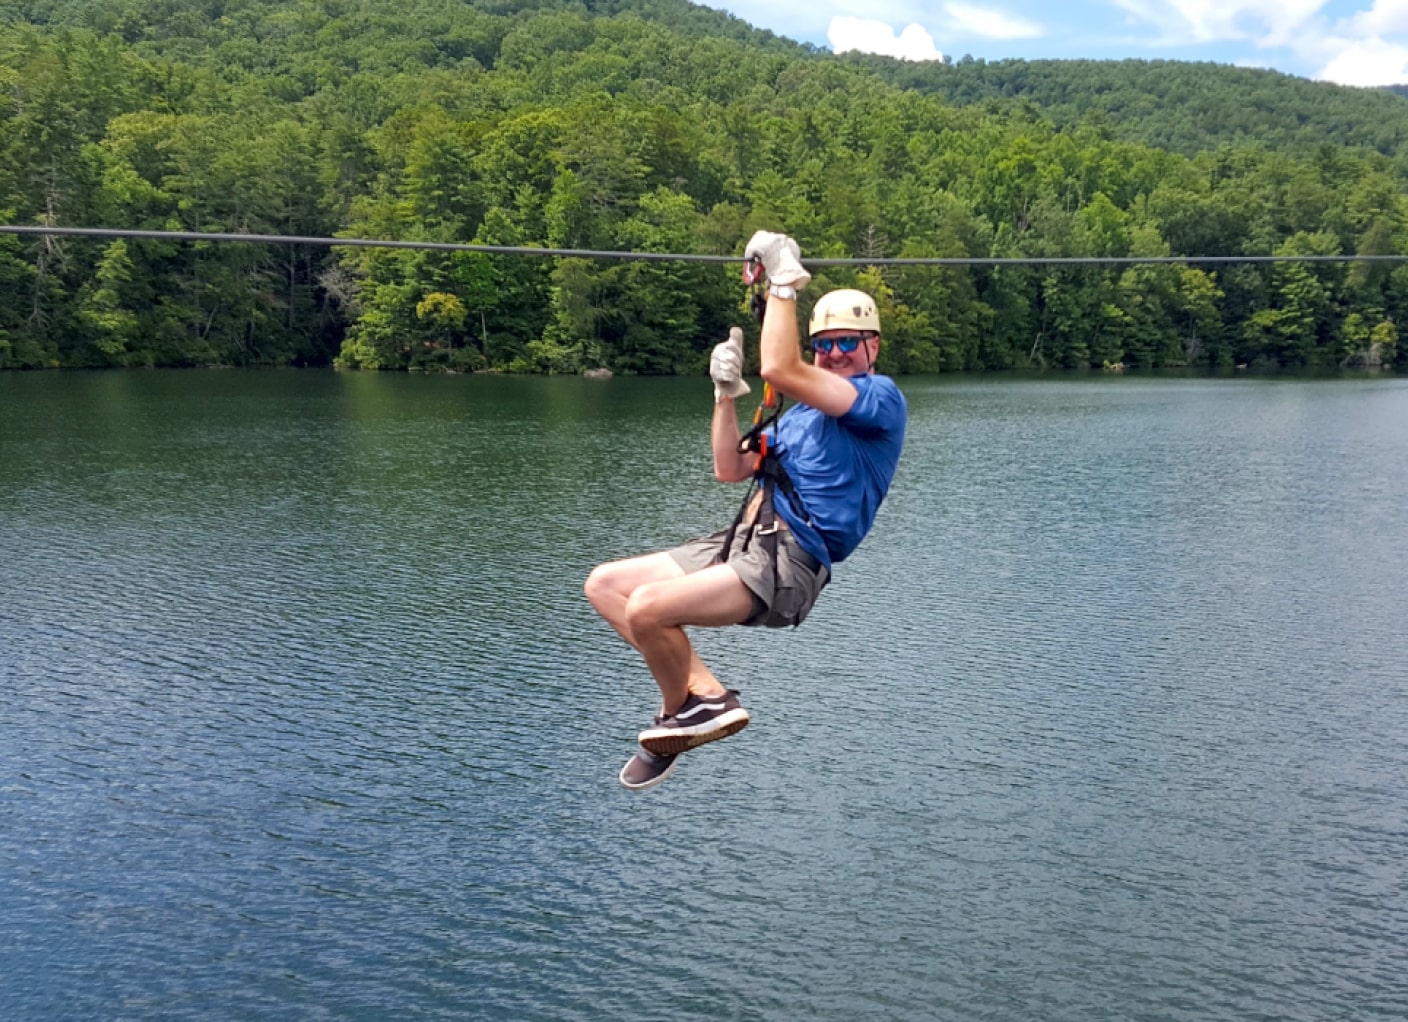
top-left (767, 374), bottom-right (907, 568)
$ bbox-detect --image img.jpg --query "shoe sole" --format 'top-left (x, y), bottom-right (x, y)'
top-left (638, 709), bottom-right (750, 757)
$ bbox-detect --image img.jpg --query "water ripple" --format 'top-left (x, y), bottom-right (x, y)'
top-left (3, 373), bottom-right (1408, 1021)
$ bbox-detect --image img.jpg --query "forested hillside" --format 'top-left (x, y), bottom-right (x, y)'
top-left (853, 56), bottom-right (1408, 162)
top-left (2, 0), bottom-right (1404, 373)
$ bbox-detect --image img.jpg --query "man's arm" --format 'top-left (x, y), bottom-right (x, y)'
top-left (758, 292), bottom-right (858, 418)
top-left (711, 397), bottom-right (754, 483)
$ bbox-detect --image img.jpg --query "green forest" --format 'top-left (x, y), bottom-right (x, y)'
top-left (3, 0), bottom-right (1407, 373)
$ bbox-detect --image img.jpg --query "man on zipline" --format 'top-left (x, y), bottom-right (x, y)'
top-left (584, 230), bottom-right (907, 789)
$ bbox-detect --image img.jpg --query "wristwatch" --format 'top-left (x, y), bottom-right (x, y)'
top-left (769, 284), bottom-right (797, 301)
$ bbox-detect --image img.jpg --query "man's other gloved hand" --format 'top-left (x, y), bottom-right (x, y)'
top-left (743, 230), bottom-right (812, 290)
top-left (710, 327), bottom-right (752, 403)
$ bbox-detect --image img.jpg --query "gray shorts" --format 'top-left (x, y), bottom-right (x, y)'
top-left (669, 525), bottom-right (830, 629)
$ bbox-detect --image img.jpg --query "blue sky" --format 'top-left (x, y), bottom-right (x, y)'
top-left (703, 0), bottom-right (1408, 86)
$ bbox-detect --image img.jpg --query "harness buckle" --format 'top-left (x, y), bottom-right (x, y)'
top-left (754, 521), bottom-right (780, 536)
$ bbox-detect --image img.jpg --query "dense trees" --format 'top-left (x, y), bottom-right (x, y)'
top-left (861, 56), bottom-right (1408, 161)
top-left (1, 0), bottom-right (1405, 372)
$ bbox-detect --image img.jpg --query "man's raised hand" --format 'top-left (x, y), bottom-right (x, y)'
top-left (743, 230), bottom-right (812, 291)
top-left (710, 327), bottom-right (752, 403)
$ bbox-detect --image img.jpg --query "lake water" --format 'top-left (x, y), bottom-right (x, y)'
top-left (3, 370), bottom-right (1407, 1021)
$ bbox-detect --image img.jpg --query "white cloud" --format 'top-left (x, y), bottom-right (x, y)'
top-left (1288, 1), bottom-right (1408, 85)
top-left (1315, 35), bottom-right (1408, 85)
top-left (943, 2), bottom-right (1044, 40)
top-left (827, 16), bottom-right (944, 61)
top-left (1110, 0), bottom-right (1328, 46)
top-left (1339, 0), bottom-right (1408, 36)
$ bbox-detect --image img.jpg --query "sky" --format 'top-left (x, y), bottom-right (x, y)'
top-left (703, 0), bottom-right (1408, 87)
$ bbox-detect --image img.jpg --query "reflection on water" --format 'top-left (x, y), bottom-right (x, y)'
top-left (3, 371), bottom-right (1407, 1021)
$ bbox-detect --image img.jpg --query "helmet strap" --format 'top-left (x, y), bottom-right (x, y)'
top-left (859, 335), bottom-right (876, 374)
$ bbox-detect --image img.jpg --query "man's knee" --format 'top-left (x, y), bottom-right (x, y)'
top-left (585, 562), bottom-right (641, 618)
top-left (623, 581), bottom-right (673, 633)
top-left (585, 553), bottom-right (683, 611)
top-left (583, 562), bottom-right (615, 608)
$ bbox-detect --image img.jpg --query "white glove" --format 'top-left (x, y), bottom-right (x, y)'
top-left (710, 327), bottom-right (751, 403)
top-left (743, 230), bottom-right (812, 290)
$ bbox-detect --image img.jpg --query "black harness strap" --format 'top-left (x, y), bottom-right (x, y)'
top-left (718, 396), bottom-right (810, 567)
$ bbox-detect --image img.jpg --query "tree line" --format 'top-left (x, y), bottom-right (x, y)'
top-left (1, 0), bottom-right (1404, 373)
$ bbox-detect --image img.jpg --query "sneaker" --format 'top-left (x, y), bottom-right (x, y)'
top-left (619, 748), bottom-right (679, 790)
top-left (637, 689), bottom-right (750, 757)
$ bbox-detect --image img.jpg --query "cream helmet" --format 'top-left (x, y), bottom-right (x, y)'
top-left (808, 289), bottom-right (880, 336)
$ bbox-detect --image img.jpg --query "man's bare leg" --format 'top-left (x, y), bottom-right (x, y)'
top-left (623, 564), bottom-right (755, 715)
top-left (584, 553), bottom-right (681, 646)
top-left (584, 554), bottom-right (755, 715)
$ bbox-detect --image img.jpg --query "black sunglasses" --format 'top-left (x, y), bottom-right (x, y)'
top-left (812, 334), bottom-right (869, 354)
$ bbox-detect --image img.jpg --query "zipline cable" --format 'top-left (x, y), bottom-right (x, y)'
top-left (2, 224), bottom-right (1405, 265)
